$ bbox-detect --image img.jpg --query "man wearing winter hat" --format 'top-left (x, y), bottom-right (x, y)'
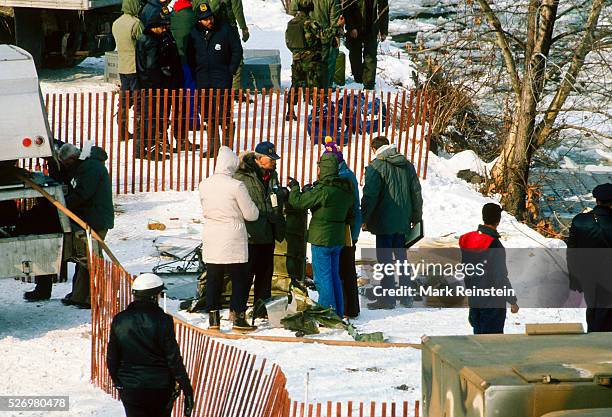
top-left (136, 12), bottom-right (182, 160)
top-left (567, 183), bottom-right (612, 332)
top-left (186, 2), bottom-right (242, 152)
top-left (234, 141), bottom-right (286, 315)
top-left (58, 142), bottom-right (114, 309)
top-left (322, 137), bottom-right (361, 318)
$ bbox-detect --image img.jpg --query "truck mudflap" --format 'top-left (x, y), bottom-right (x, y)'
top-left (0, 233), bottom-right (63, 280)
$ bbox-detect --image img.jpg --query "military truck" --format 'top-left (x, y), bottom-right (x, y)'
top-left (0, 44), bottom-right (70, 280)
top-left (0, 0), bottom-right (121, 67)
top-left (422, 329), bottom-right (612, 417)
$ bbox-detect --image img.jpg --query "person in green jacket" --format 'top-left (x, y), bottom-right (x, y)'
top-left (112, 0), bottom-right (144, 141)
top-left (193, 0), bottom-right (249, 95)
top-left (288, 153), bottom-right (353, 317)
top-left (361, 136), bottom-right (422, 310)
top-left (289, 0), bottom-right (341, 89)
top-left (342, 0), bottom-right (388, 90)
top-left (234, 142), bottom-right (286, 311)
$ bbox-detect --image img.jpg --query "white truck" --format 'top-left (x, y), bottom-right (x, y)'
top-left (0, 44), bottom-right (70, 280)
top-left (0, 0), bottom-right (121, 67)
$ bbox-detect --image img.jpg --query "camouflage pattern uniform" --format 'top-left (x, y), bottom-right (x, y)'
top-left (290, 17), bottom-right (323, 104)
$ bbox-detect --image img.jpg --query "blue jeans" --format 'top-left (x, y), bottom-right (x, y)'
top-left (375, 233), bottom-right (412, 307)
top-left (469, 308), bottom-right (506, 334)
top-left (311, 245), bottom-right (344, 317)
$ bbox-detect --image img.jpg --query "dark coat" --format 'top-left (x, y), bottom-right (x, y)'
top-left (338, 160), bottom-right (361, 242)
top-left (289, 154), bottom-right (354, 247)
top-left (66, 146), bottom-right (114, 231)
top-left (567, 205), bottom-right (612, 331)
top-left (342, 0), bottom-right (388, 36)
top-left (136, 23), bottom-right (183, 90)
top-left (459, 225), bottom-right (518, 308)
top-left (186, 20), bottom-right (242, 89)
top-left (361, 146), bottom-right (423, 236)
top-left (233, 152), bottom-right (286, 244)
top-left (107, 300), bottom-right (193, 393)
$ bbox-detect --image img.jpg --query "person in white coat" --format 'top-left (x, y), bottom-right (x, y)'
top-left (199, 146), bottom-right (259, 332)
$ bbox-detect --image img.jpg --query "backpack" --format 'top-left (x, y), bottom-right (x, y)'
top-left (285, 0), bottom-right (319, 52)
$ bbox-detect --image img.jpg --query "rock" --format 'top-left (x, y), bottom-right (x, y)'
top-left (457, 169), bottom-right (484, 184)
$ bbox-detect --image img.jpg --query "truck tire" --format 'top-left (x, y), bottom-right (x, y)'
top-left (13, 7), bottom-right (43, 68)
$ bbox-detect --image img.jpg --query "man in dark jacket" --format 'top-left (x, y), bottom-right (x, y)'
top-left (567, 183), bottom-right (612, 332)
top-left (459, 203), bottom-right (519, 334)
top-left (288, 154), bottom-right (354, 317)
top-left (234, 142), bottom-right (286, 313)
top-left (186, 2), bottom-right (242, 151)
top-left (342, 0), bottom-right (388, 90)
top-left (136, 13), bottom-right (182, 160)
top-left (108, 273), bottom-right (194, 417)
top-left (361, 136), bottom-right (422, 309)
top-left (58, 143), bottom-right (114, 309)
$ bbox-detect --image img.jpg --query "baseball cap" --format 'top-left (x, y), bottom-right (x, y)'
top-left (255, 141), bottom-right (280, 160)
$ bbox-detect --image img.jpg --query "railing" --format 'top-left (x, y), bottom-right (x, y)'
top-left (44, 88), bottom-right (434, 195)
top-left (90, 255), bottom-right (421, 417)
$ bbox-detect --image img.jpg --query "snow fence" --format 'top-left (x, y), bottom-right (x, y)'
top-left (38, 88), bottom-right (434, 195)
top-left (90, 254), bottom-right (422, 417)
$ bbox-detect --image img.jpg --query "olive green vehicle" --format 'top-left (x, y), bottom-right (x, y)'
top-left (422, 332), bottom-right (612, 417)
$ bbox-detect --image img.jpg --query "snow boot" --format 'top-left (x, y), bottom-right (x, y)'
top-left (367, 299), bottom-right (395, 310)
top-left (24, 275), bottom-right (52, 301)
top-left (233, 312), bottom-right (256, 333)
top-left (208, 310), bottom-right (220, 330)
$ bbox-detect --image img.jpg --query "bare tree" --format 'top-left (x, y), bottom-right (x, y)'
top-left (482, 0), bottom-right (607, 218)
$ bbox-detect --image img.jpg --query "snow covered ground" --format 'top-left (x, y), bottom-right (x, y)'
top-left (1, 0), bottom-right (594, 415)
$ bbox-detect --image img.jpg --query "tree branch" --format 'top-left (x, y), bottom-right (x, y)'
top-left (554, 124), bottom-right (612, 141)
top-left (534, 0), bottom-right (606, 147)
top-left (476, 0), bottom-right (522, 99)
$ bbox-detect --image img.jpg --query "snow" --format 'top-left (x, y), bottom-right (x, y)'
top-left (1, 0), bottom-right (594, 415)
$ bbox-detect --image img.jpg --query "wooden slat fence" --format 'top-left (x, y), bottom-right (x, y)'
top-left (44, 88), bottom-right (434, 195)
top-left (90, 254), bottom-right (421, 417)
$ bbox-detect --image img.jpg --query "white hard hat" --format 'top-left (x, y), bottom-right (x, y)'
top-left (132, 273), bottom-right (165, 297)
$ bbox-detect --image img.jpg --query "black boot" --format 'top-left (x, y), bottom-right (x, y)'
top-left (209, 310), bottom-right (220, 330)
top-left (24, 275), bottom-right (52, 301)
top-left (233, 312), bottom-right (256, 333)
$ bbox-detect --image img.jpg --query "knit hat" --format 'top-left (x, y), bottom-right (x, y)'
top-left (323, 136), bottom-right (343, 162)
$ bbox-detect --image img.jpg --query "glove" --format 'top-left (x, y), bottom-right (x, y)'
top-left (241, 28), bottom-right (250, 42)
top-left (287, 177), bottom-right (299, 189)
top-left (302, 183), bottom-right (313, 192)
top-left (184, 394), bottom-right (194, 417)
top-left (278, 186), bottom-right (289, 201)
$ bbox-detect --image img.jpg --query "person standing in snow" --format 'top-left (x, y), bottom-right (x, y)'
top-left (361, 136), bottom-right (422, 310)
top-left (288, 153), bottom-right (354, 317)
top-left (459, 203), bottom-right (519, 334)
top-left (186, 2), bottom-right (243, 151)
top-left (233, 142), bottom-right (286, 317)
top-left (321, 137), bottom-right (361, 318)
top-left (112, 0), bottom-right (144, 141)
top-left (136, 13), bottom-right (183, 160)
top-left (107, 273), bottom-right (194, 417)
top-left (342, 0), bottom-right (388, 90)
top-left (199, 146), bottom-right (259, 332)
top-left (567, 183), bottom-right (612, 332)
top-left (192, 0), bottom-right (249, 98)
top-left (58, 143), bottom-right (114, 309)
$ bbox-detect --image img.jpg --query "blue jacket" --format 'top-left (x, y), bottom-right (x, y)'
top-left (338, 161), bottom-right (361, 242)
top-left (186, 20), bottom-right (242, 89)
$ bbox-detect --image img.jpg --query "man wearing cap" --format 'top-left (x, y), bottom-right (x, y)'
top-left (186, 2), bottom-right (242, 151)
top-left (567, 183), bottom-right (612, 332)
top-left (136, 12), bottom-right (183, 160)
top-left (57, 143), bottom-right (114, 309)
top-left (193, 0), bottom-right (249, 98)
top-left (234, 142), bottom-right (286, 314)
top-left (459, 203), bottom-right (519, 334)
top-left (107, 273), bottom-right (194, 417)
